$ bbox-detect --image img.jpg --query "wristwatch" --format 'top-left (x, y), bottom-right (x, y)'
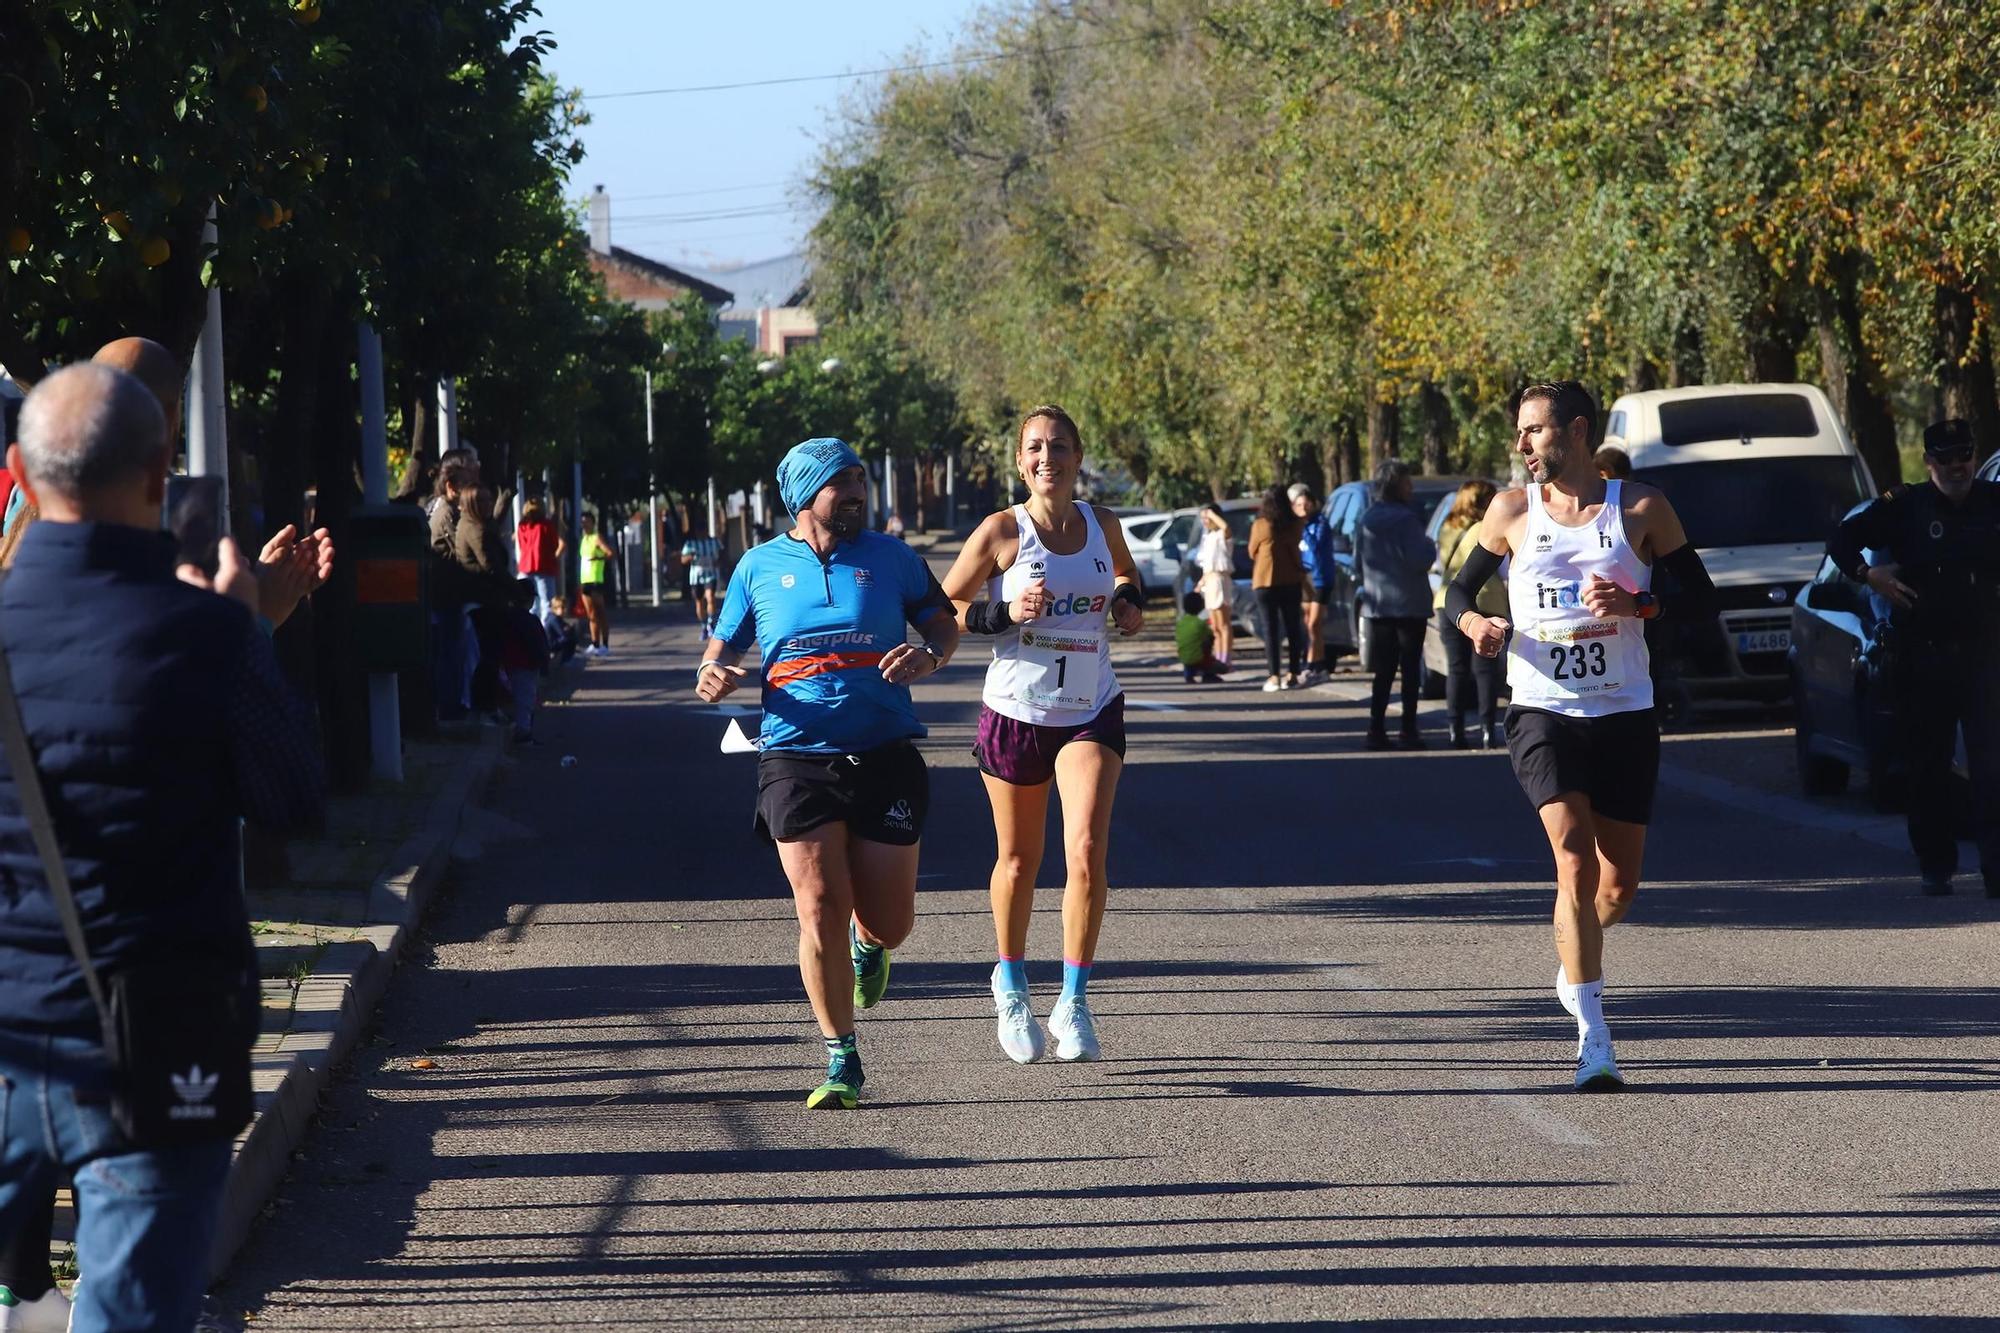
top-left (1633, 591), bottom-right (1660, 620)
top-left (920, 643), bottom-right (945, 669)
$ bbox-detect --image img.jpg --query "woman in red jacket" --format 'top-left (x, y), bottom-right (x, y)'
top-left (516, 499), bottom-right (565, 632)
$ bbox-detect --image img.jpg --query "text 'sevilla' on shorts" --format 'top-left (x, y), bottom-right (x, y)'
top-left (754, 741), bottom-right (929, 846)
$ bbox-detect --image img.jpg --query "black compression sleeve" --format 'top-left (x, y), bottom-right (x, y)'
top-left (1111, 582), bottom-right (1143, 610)
top-left (1652, 543), bottom-right (1716, 624)
top-left (962, 600), bottom-right (1014, 635)
top-left (1444, 543), bottom-right (1505, 629)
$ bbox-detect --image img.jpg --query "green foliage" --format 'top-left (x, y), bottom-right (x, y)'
top-left (808, 0), bottom-right (2000, 497)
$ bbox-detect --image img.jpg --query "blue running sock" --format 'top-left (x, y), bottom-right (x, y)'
top-left (1061, 958), bottom-right (1091, 1002)
top-left (825, 1032), bottom-right (862, 1088)
top-left (996, 956), bottom-right (1028, 994)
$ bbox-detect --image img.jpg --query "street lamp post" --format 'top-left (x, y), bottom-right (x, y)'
top-left (645, 368), bottom-right (661, 608)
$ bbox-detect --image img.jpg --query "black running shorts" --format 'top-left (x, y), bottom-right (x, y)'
top-left (1504, 705), bottom-right (1661, 825)
top-left (754, 740), bottom-right (929, 846)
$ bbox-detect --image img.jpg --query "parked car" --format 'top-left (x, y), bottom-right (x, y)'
top-left (1601, 383), bottom-right (1877, 702)
top-left (1981, 449), bottom-right (2000, 484)
top-left (1119, 509), bottom-right (1201, 601)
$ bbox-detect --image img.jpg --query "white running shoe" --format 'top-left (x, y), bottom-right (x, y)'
top-left (1555, 966), bottom-right (1580, 1019)
top-left (991, 965), bottom-right (1045, 1064)
top-left (0, 1284), bottom-right (73, 1333)
top-left (1574, 1031), bottom-right (1625, 1092)
top-left (1262, 677), bottom-right (1283, 693)
top-left (1048, 994), bottom-right (1102, 1062)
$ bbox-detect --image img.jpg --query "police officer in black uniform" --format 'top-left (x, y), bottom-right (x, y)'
top-left (1826, 418), bottom-right (2000, 895)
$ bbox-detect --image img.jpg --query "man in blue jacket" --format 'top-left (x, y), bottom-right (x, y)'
top-left (0, 363), bottom-right (325, 1331)
top-left (1353, 459), bottom-right (1438, 749)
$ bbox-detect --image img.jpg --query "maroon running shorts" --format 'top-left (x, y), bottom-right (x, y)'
top-left (973, 694), bottom-right (1127, 787)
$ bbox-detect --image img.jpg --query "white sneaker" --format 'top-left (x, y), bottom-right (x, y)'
top-left (991, 965), bottom-right (1045, 1064)
top-left (595, 646), bottom-right (612, 658)
top-left (1574, 1031), bottom-right (1625, 1091)
top-left (1261, 677), bottom-right (1283, 693)
top-left (1047, 994), bottom-right (1101, 1062)
top-left (0, 1285), bottom-right (73, 1333)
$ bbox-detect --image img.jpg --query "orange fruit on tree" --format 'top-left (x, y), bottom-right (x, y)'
top-left (255, 198), bottom-right (285, 230)
top-left (3, 227), bottom-right (29, 256)
top-left (103, 210), bottom-right (132, 238)
top-left (293, 1), bottom-right (322, 24)
top-left (139, 236), bottom-right (171, 267)
top-left (245, 84), bottom-right (268, 113)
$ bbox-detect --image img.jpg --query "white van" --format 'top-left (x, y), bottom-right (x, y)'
top-left (1599, 383), bottom-right (1877, 699)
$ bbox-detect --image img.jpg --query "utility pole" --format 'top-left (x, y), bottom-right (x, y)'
top-left (645, 370), bottom-right (661, 607)
top-left (358, 322), bottom-right (401, 782)
top-left (437, 378), bottom-right (461, 455)
top-left (186, 205), bottom-right (227, 515)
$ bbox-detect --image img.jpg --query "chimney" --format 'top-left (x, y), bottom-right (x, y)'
top-left (589, 185), bottom-right (611, 255)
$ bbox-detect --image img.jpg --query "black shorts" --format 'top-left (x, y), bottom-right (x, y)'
top-left (1505, 706), bottom-right (1661, 826)
top-left (754, 740), bottom-right (929, 846)
top-left (1312, 582), bottom-right (1335, 606)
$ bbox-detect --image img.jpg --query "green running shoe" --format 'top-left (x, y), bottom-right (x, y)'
top-left (851, 922), bottom-right (891, 1009)
top-left (806, 1078), bottom-right (859, 1110)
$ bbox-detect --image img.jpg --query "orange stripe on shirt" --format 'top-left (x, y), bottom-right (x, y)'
top-left (766, 650), bottom-right (885, 687)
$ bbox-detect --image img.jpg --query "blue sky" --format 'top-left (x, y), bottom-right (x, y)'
top-left (532, 0), bottom-right (988, 272)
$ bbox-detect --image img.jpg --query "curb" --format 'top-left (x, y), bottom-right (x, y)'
top-left (208, 728), bottom-right (507, 1277)
top-left (1656, 759), bottom-right (1908, 853)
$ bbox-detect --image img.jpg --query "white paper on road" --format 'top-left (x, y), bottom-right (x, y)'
top-left (719, 718), bottom-right (762, 754)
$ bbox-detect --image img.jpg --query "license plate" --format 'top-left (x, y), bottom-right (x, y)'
top-left (1736, 629), bottom-right (1791, 655)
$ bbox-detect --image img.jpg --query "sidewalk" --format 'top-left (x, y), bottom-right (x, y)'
top-left (48, 724), bottom-right (509, 1281)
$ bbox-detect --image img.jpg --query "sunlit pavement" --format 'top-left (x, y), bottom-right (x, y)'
top-left (214, 598), bottom-right (2000, 1331)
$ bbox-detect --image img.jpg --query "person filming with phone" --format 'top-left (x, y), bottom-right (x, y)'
top-left (0, 363), bottom-right (326, 1330)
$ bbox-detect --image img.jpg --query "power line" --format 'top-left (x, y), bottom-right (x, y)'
top-left (604, 181), bottom-right (793, 203)
top-left (578, 29), bottom-right (1192, 102)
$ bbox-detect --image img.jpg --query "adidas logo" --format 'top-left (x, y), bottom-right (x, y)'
top-left (169, 1064), bottom-right (220, 1121)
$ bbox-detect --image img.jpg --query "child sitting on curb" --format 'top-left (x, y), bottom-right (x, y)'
top-left (1176, 590), bottom-right (1228, 683)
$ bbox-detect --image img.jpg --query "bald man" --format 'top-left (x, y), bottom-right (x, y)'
top-left (84, 336), bottom-right (334, 623)
top-left (0, 363), bottom-right (325, 1331)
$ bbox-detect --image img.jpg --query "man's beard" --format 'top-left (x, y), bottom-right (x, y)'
top-left (827, 505), bottom-right (864, 538)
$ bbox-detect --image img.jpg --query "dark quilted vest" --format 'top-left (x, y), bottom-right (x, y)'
top-left (0, 521), bottom-right (255, 1038)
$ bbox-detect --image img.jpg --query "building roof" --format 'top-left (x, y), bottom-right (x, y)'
top-left (602, 247), bottom-right (735, 306)
top-left (680, 252), bottom-right (811, 313)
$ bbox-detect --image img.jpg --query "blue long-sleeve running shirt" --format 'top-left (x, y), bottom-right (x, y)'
top-left (715, 530), bottom-right (953, 754)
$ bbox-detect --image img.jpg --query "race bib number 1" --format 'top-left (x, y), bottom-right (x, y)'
top-left (1016, 625), bottom-right (1103, 710)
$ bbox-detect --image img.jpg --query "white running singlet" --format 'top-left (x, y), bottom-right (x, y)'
top-left (1505, 479), bottom-right (1654, 717)
top-left (981, 504), bottom-right (1122, 724)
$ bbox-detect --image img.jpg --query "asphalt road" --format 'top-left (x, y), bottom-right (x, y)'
top-left (214, 598), bottom-right (2000, 1331)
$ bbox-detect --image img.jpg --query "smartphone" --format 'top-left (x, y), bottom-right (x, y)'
top-left (167, 474), bottom-right (226, 577)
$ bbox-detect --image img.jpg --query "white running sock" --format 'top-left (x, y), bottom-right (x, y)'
top-left (1556, 964), bottom-right (1579, 1004)
top-left (1574, 978), bottom-right (1609, 1044)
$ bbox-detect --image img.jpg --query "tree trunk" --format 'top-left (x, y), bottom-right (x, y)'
top-left (1417, 380), bottom-right (1451, 475)
top-left (310, 340), bottom-right (373, 791)
top-left (1337, 414), bottom-right (1363, 486)
top-left (1626, 352), bottom-right (1661, 394)
top-left (1669, 324), bottom-right (1706, 387)
top-left (1366, 393), bottom-right (1399, 474)
top-left (1745, 316), bottom-right (1800, 383)
top-left (1934, 283), bottom-right (2000, 460)
top-left (393, 381), bottom-right (435, 500)
top-left (1814, 259), bottom-right (1899, 491)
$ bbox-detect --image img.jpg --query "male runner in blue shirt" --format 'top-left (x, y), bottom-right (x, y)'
top-left (695, 437), bottom-right (958, 1108)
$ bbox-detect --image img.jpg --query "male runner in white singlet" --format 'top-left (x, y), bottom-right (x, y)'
top-left (1445, 381), bottom-right (1715, 1090)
